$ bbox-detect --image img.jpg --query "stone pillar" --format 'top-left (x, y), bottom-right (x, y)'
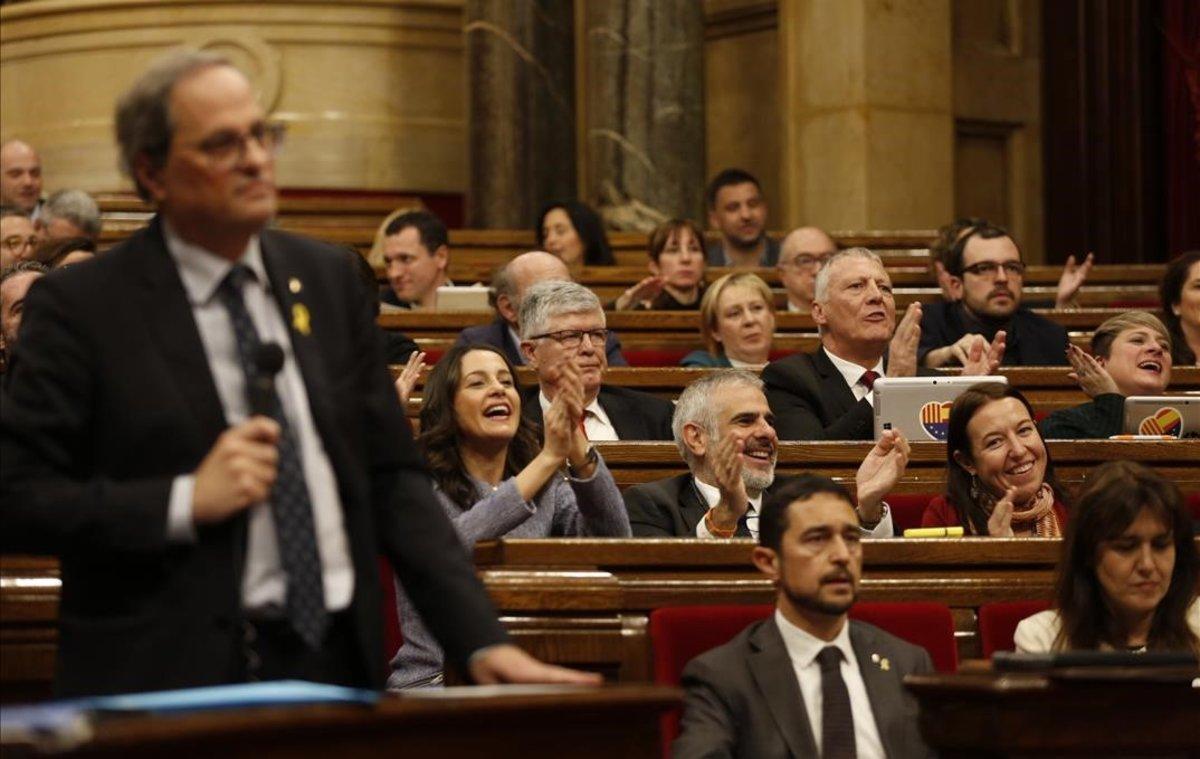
top-left (778, 0), bottom-right (954, 231)
top-left (465, 0), bottom-right (576, 228)
top-left (580, 0), bottom-right (705, 231)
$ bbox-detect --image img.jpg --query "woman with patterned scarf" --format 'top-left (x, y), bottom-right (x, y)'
top-left (922, 384), bottom-right (1070, 536)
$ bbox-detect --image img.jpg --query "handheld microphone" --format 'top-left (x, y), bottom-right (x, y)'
top-left (249, 342), bottom-right (285, 417)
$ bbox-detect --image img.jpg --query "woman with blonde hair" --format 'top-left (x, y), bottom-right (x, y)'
top-left (1039, 312), bottom-right (1173, 439)
top-left (680, 272), bottom-right (775, 368)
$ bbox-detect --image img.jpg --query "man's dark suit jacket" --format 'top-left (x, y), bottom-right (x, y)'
top-left (674, 616), bottom-right (933, 759)
top-left (762, 347), bottom-right (937, 440)
top-left (0, 219), bottom-right (508, 696)
top-left (624, 473), bottom-right (799, 537)
top-left (520, 385), bottom-right (673, 441)
top-left (918, 301), bottom-right (1069, 366)
top-left (454, 317), bottom-right (629, 367)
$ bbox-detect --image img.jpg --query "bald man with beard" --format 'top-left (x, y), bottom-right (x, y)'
top-left (453, 250), bottom-right (628, 366)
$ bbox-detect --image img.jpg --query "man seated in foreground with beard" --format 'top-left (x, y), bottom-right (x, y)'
top-left (623, 371), bottom-right (906, 538)
top-left (673, 474), bottom-right (935, 759)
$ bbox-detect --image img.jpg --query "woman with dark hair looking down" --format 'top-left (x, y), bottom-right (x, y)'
top-left (1015, 461), bottom-right (1199, 654)
top-left (922, 383), bottom-right (1070, 536)
top-left (388, 344), bottom-right (630, 688)
top-left (536, 200), bottom-right (616, 273)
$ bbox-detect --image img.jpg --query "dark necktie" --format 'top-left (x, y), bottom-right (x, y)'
top-left (859, 370), bottom-right (879, 392)
top-left (216, 264), bottom-right (328, 649)
top-left (816, 646), bottom-right (856, 759)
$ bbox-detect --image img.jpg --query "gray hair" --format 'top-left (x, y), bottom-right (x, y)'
top-left (490, 262), bottom-right (514, 311)
top-left (115, 49), bottom-right (232, 201)
top-left (43, 189), bottom-right (102, 238)
top-left (518, 280), bottom-right (604, 340)
top-left (813, 247), bottom-right (885, 303)
top-left (1, 260), bottom-right (49, 287)
top-left (672, 370), bottom-right (764, 469)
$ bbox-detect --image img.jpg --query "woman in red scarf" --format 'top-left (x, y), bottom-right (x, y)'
top-left (922, 384), bottom-right (1070, 536)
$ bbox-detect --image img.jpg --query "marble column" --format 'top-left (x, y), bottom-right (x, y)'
top-left (580, 0), bottom-right (705, 230)
top-left (465, 0), bottom-right (576, 228)
top-left (778, 0), bottom-right (954, 231)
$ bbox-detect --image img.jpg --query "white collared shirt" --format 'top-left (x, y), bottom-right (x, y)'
top-left (691, 476), bottom-right (893, 539)
top-left (823, 348), bottom-right (885, 407)
top-left (774, 609), bottom-right (886, 759)
top-left (538, 389), bottom-right (618, 441)
top-left (162, 221), bottom-right (353, 612)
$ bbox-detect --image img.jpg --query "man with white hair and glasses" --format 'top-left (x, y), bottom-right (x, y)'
top-left (624, 371), bottom-right (907, 538)
top-left (519, 280), bottom-right (672, 440)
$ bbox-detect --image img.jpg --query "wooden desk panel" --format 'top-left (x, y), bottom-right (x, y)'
top-left (0, 685), bottom-right (679, 758)
top-left (907, 670), bottom-right (1200, 756)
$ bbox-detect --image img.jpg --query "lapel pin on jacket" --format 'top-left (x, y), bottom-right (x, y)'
top-left (292, 302), bottom-right (311, 335)
top-left (871, 653), bottom-right (890, 671)
top-left (288, 277), bottom-right (302, 294)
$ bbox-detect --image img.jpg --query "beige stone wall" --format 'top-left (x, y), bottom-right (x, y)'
top-left (703, 0), bottom-right (781, 223)
top-left (0, 0), bottom-right (467, 195)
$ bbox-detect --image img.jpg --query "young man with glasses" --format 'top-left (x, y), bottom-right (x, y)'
top-left (919, 222), bottom-right (1069, 367)
top-left (519, 280), bottom-right (674, 440)
top-left (777, 226), bottom-right (837, 314)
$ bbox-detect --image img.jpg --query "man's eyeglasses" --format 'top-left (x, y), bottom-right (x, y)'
top-left (1, 235), bottom-right (39, 253)
top-left (778, 254), bottom-right (829, 272)
top-left (528, 328), bottom-right (609, 349)
top-left (189, 121), bottom-right (287, 169)
top-left (961, 260), bottom-right (1025, 278)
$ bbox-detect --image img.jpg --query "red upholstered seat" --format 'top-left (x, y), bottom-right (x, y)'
top-left (649, 601), bottom-right (957, 755)
top-left (378, 556), bottom-right (403, 669)
top-left (624, 348), bottom-right (689, 367)
top-left (978, 600), bottom-right (1051, 658)
top-left (884, 493), bottom-right (936, 533)
top-left (1187, 492), bottom-right (1200, 521)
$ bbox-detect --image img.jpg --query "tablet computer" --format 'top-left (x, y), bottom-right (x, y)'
top-left (873, 375), bottom-right (1008, 441)
top-left (1123, 396), bottom-right (1200, 439)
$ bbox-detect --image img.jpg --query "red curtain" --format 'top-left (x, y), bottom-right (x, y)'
top-left (1164, 0), bottom-right (1200, 256)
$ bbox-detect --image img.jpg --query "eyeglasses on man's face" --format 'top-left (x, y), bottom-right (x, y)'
top-left (529, 328), bottom-right (609, 349)
top-left (1, 235), bottom-right (39, 253)
top-left (778, 254), bottom-right (829, 272)
top-left (961, 260), bottom-right (1025, 278)
top-left (186, 121), bottom-right (287, 169)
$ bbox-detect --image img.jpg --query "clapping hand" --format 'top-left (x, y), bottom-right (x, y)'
top-left (614, 275), bottom-right (666, 310)
top-left (855, 429), bottom-right (910, 524)
top-left (886, 303), bottom-right (922, 377)
top-left (707, 433), bottom-right (750, 534)
top-left (987, 486), bottom-right (1017, 537)
top-left (393, 350), bottom-right (426, 406)
top-left (1065, 343), bottom-right (1119, 397)
top-left (1055, 253), bottom-right (1094, 309)
top-left (962, 331), bottom-right (1006, 375)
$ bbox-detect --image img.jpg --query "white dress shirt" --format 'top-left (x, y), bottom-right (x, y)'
top-left (775, 609), bottom-right (886, 759)
top-left (538, 390), bottom-right (618, 441)
top-left (692, 476), bottom-right (893, 539)
top-left (163, 221), bottom-right (353, 613)
top-left (824, 349), bottom-right (885, 407)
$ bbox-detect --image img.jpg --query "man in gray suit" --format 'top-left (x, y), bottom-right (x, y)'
top-left (674, 475), bottom-right (934, 759)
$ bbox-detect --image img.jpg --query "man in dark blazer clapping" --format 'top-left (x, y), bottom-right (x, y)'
top-left (518, 280), bottom-right (673, 440)
top-left (763, 248), bottom-right (1003, 440)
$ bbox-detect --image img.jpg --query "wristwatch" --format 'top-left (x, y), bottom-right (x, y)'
top-left (566, 445), bottom-right (599, 477)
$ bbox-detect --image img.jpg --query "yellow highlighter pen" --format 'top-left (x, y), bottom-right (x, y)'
top-left (902, 526), bottom-right (965, 538)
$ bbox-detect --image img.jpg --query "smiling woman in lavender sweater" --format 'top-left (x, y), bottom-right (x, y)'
top-left (388, 344), bottom-right (630, 689)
